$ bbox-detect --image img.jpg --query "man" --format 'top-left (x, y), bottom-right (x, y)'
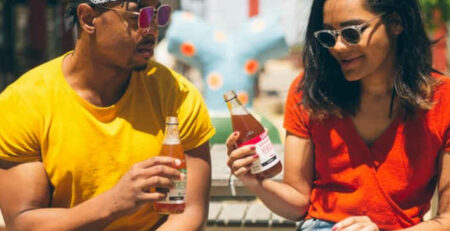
top-left (0, 0), bottom-right (215, 230)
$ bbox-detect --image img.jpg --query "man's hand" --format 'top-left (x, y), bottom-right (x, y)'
top-left (107, 156), bottom-right (184, 217)
top-left (332, 216), bottom-right (379, 231)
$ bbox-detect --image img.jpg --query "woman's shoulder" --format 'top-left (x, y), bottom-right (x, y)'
top-left (433, 75), bottom-right (450, 100)
top-left (287, 72), bottom-right (305, 99)
top-left (430, 75), bottom-right (450, 113)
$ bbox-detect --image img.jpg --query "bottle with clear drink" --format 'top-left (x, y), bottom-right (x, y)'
top-left (154, 116), bottom-right (186, 214)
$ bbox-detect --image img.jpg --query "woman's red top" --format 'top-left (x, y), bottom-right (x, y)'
top-left (283, 75), bottom-right (450, 230)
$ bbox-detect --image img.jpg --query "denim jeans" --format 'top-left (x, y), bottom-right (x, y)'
top-left (296, 218), bottom-right (335, 231)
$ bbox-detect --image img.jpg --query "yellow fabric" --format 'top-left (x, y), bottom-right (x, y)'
top-left (0, 52), bottom-right (215, 230)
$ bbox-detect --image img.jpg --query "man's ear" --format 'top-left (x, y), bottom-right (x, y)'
top-left (77, 3), bottom-right (97, 34)
top-left (389, 13), bottom-right (403, 35)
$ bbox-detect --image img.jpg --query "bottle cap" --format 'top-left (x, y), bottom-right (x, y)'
top-left (223, 90), bottom-right (238, 102)
top-left (166, 116), bottom-right (179, 125)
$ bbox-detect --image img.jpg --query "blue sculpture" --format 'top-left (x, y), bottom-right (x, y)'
top-left (166, 11), bottom-right (289, 111)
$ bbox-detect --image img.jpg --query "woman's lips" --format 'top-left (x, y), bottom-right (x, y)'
top-left (340, 56), bottom-right (363, 70)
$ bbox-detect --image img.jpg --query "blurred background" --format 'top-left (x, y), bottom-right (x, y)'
top-left (0, 0), bottom-right (449, 230)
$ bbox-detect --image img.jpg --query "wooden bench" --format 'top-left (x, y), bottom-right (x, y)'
top-left (208, 144), bottom-right (299, 230)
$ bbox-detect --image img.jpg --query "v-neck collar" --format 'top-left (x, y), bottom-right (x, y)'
top-left (345, 114), bottom-right (402, 152)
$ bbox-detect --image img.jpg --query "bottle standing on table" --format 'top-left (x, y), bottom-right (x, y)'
top-left (154, 116), bottom-right (186, 214)
top-left (223, 90), bottom-right (282, 179)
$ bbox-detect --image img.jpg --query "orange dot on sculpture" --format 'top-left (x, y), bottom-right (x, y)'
top-left (180, 42), bottom-right (196, 57)
top-left (245, 59), bottom-right (259, 75)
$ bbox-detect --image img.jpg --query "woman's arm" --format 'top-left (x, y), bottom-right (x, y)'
top-left (400, 150), bottom-right (450, 231)
top-left (226, 131), bottom-right (314, 220)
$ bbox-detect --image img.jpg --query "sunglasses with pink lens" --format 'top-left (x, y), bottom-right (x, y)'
top-left (95, 4), bottom-right (172, 29)
top-left (138, 5), bottom-right (172, 28)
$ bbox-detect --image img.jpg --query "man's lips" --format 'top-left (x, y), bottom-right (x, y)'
top-left (136, 38), bottom-right (156, 58)
top-left (136, 45), bottom-right (154, 58)
top-left (137, 48), bottom-right (153, 58)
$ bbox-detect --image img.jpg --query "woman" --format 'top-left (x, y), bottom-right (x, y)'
top-left (225, 0), bottom-right (450, 230)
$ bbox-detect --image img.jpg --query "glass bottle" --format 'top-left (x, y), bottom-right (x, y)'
top-left (223, 90), bottom-right (282, 179)
top-left (154, 116), bottom-right (186, 214)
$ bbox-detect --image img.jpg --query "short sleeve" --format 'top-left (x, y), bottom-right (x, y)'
top-left (444, 128), bottom-right (450, 152)
top-left (173, 76), bottom-right (215, 151)
top-left (441, 79), bottom-right (450, 152)
top-left (433, 76), bottom-right (450, 152)
top-left (283, 74), bottom-right (311, 138)
top-left (0, 85), bottom-right (41, 162)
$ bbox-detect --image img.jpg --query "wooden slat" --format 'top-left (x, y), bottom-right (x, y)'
top-left (208, 202), bottom-right (223, 226)
top-left (215, 203), bottom-right (248, 226)
top-left (244, 202), bottom-right (271, 226)
top-left (271, 213), bottom-right (297, 227)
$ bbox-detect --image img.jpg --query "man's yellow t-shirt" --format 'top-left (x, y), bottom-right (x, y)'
top-left (0, 52), bottom-right (215, 230)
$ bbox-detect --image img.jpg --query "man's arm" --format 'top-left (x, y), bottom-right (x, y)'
top-left (0, 157), bottom-right (182, 231)
top-left (157, 141), bottom-right (212, 231)
top-left (0, 160), bottom-right (116, 230)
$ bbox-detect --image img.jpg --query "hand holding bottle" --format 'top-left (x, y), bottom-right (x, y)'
top-left (223, 90), bottom-right (282, 179)
top-left (226, 131), bottom-right (261, 186)
top-left (107, 156), bottom-right (183, 217)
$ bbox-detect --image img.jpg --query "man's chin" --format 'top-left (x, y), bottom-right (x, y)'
top-left (130, 58), bottom-right (150, 71)
top-left (132, 64), bottom-right (148, 72)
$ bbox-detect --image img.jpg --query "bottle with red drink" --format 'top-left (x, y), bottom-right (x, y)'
top-left (223, 90), bottom-right (282, 179)
top-left (154, 116), bottom-right (186, 214)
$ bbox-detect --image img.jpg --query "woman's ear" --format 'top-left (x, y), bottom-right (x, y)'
top-left (389, 13), bottom-right (403, 35)
top-left (77, 3), bottom-right (97, 34)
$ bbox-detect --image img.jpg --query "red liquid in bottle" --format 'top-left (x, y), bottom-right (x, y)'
top-left (225, 91), bottom-right (282, 179)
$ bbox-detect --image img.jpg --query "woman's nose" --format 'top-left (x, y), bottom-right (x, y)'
top-left (331, 35), bottom-right (349, 51)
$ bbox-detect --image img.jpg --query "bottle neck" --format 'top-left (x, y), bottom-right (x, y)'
top-left (163, 124), bottom-right (181, 144)
top-left (226, 98), bottom-right (249, 115)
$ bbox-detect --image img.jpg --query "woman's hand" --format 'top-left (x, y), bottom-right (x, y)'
top-left (332, 216), bottom-right (379, 231)
top-left (225, 132), bottom-right (260, 186)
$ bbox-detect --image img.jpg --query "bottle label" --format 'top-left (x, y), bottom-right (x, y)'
top-left (239, 131), bottom-right (280, 174)
top-left (157, 168), bottom-right (186, 204)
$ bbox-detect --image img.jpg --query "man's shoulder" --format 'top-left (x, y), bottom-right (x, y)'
top-left (2, 55), bottom-right (65, 97)
top-left (140, 60), bottom-right (198, 93)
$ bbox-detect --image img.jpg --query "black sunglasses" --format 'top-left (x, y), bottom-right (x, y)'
top-left (314, 13), bottom-right (385, 48)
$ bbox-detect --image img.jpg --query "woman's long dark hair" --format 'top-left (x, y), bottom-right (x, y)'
top-left (300, 0), bottom-right (439, 119)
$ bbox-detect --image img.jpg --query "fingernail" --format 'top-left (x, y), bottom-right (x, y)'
top-left (174, 159), bottom-right (181, 166)
top-left (180, 173), bottom-right (186, 180)
top-left (332, 226), bottom-right (338, 231)
top-left (233, 132), bottom-right (239, 137)
top-left (250, 146), bottom-right (256, 150)
top-left (252, 154), bottom-right (259, 159)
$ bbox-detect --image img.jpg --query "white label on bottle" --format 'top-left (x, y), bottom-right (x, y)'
top-left (239, 131), bottom-right (280, 174)
top-left (157, 168), bottom-right (186, 204)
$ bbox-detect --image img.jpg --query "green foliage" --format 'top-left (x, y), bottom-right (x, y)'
top-left (419, 0), bottom-right (450, 29)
